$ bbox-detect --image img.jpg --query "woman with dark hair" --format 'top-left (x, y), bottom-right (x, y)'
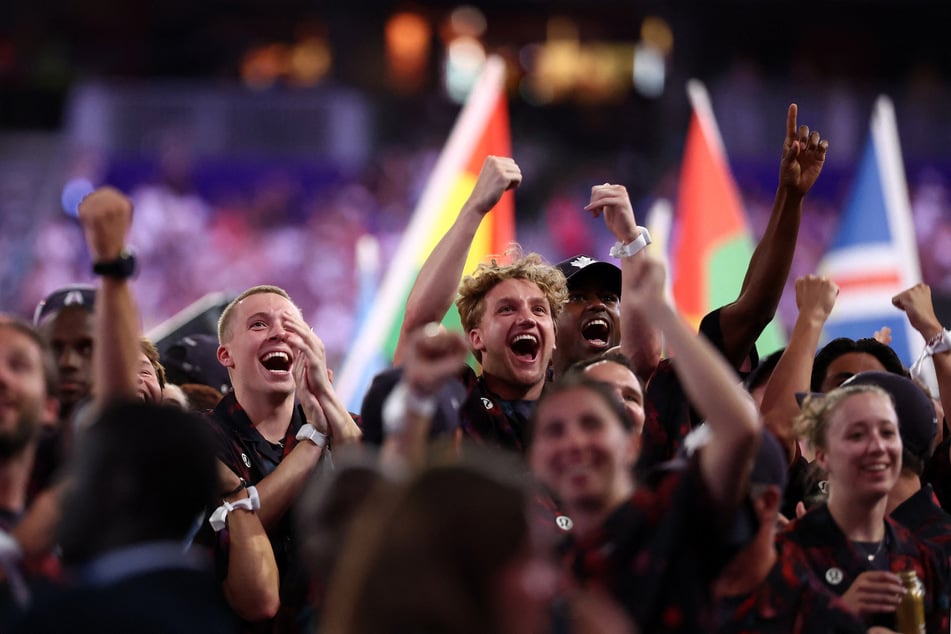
top-left (778, 384), bottom-right (950, 631)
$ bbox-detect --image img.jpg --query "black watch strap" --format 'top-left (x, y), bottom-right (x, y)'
top-left (92, 249), bottom-right (137, 279)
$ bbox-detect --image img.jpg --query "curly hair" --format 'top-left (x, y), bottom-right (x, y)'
top-left (140, 337), bottom-right (166, 390)
top-left (455, 246), bottom-right (567, 335)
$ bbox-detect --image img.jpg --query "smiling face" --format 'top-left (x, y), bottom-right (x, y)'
top-left (528, 384), bottom-right (638, 517)
top-left (555, 277), bottom-right (620, 374)
top-left (815, 391), bottom-right (902, 505)
top-left (217, 292), bottom-right (300, 402)
top-left (468, 278), bottom-right (556, 401)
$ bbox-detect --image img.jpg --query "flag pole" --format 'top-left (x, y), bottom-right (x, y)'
top-left (335, 55), bottom-right (508, 410)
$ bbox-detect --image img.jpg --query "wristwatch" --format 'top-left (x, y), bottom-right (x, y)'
top-left (92, 248), bottom-right (137, 279)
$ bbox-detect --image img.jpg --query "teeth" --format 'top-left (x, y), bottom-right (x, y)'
top-left (513, 334), bottom-right (538, 344)
top-left (261, 351), bottom-right (289, 362)
top-left (585, 319), bottom-right (608, 328)
top-left (865, 464), bottom-right (887, 471)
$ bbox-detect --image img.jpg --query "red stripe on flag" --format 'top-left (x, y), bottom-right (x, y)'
top-left (832, 271), bottom-right (903, 291)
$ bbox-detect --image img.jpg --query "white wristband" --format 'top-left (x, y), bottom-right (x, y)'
top-left (296, 423), bottom-right (328, 448)
top-left (382, 381), bottom-right (437, 436)
top-left (609, 226), bottom-right (652, 259)
top-left (924, 329), bottom-right (951, 356)
top-left (209, 485), bottom-right (261, 532)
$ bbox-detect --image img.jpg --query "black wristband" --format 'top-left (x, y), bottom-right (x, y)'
top-left (221, 477), bottom-right (247, 498)
top-left (92, 249), bottom-right (137, 279)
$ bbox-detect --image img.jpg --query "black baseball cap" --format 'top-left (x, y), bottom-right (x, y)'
top-left (555, 255), bottom-right (621, 295)
top-left (161, 333), bottom-right (233, 395)
top-left (33, 285), bottom-right (97, 326)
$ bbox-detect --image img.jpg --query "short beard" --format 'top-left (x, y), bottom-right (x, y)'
top-left (0, 414), bottom-right (37, 461)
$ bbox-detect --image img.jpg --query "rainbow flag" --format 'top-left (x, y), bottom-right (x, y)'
top-left (817, 96), bottom-right (922, 366)
top-left (336, 55), bottom-right (514, 411)
top-left (670, 80), bottom-right (785, 355)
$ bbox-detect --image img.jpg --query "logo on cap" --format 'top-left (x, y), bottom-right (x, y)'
top-left (481, 398), bottom-right (494, 410)
top-left (64, 290), bottom-right (87, 306)
top-left (570, 256), bottom-right (596, 269)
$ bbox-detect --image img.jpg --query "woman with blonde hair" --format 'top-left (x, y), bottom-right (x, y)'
top-left (777, 383), bottom-right (949, 631)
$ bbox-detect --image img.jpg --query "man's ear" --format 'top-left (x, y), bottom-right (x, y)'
top-left (468, 329), bottom-right (485, 356)
top-left (217, 344), bottom-right (234, 369)
top-left (814, 447), bottom-right (828, 473)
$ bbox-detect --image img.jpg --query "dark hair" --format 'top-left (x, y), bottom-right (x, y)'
top-left (321, 452), bottom-right (531, 634)
top-left (810, 337), bottom-right (906, 392)
top-left (565, 348), bottom-right (644, 390)
top-left (57, 400), bottom-right (218, 564)
top-left (743, 347), bottom-right (786, 393)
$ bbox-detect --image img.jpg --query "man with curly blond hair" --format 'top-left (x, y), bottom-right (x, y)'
top-left (360, 157), bottom-right (568, 454)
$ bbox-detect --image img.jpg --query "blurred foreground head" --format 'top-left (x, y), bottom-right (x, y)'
top-left (57, 400), bottom-right (217, 564)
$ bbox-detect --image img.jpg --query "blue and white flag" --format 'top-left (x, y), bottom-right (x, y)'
top-left (817, 95), bottom-right (922, 366)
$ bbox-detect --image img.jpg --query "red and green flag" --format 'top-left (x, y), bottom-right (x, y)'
top-left (671, 80), bottom-right (785, 353)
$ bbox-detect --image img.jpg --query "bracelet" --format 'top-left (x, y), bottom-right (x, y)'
top-left (925, 329), bottom-right (951, 355)
top-left (220, 477), bottom-right (247, 498)
top-left (382, 381), bottom-right (437, 436)
top-left (208, 486), bottom-right (261, 532)
top-left (609, 226), bottom-right (652, 259)
top-left (296, 423), bottom-right (328, 448)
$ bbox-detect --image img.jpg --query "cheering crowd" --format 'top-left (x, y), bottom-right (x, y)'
top-left (1, 102), bottom-right (950, 634)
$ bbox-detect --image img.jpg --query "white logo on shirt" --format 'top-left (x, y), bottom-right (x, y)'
top-left (825, 567), bottom-right (844, 585)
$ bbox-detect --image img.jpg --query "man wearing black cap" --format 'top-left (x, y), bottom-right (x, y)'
top-left (32, 285), bottom-right (96, 424)
top-left (552, 183), bottom-right (662, 383)
top-left (842, 371), bottom-right (951, 559)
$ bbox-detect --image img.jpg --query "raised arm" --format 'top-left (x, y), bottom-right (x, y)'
top-left (626, 254), bottom-right (760, 509)
top-left (381, 323), bottom-right (468, 471)
top-left (893, 283), bottom-right (951, 427)
top-left (77, 187), bottom-right (141, 403)
top-left (717, 104), bottom-right (829, 367)
top-left (584, 184), bottom-right (662, 382)
top-left (393, 156), bottom-right (521, 364)
top-left (760, 275), bottom-right (839, 462)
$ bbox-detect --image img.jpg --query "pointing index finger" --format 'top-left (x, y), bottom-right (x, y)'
top-left (786, 103), bottom-right (798, 141)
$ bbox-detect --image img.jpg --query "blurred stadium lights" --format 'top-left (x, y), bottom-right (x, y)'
top-left (240, 44), bottom-right (290, 91)
top-left (632, 16), bottom-right (672, 98)
top-left (445, 36), bottom-right (487, 103)
top-left (442, 5), bottom-right (489, 103)
top-left (632, 42), bottom-right (665, 98)
top-left (385, 11), bottom-right (431, 94)
top-left (240, 30), bottom-right (331, 90)
top-left (517, 14), bottom-right (646, 104)
top-left (288, 36), bottom-right (332, 87)
top-left (449, 5), bottom-right (487, 38)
